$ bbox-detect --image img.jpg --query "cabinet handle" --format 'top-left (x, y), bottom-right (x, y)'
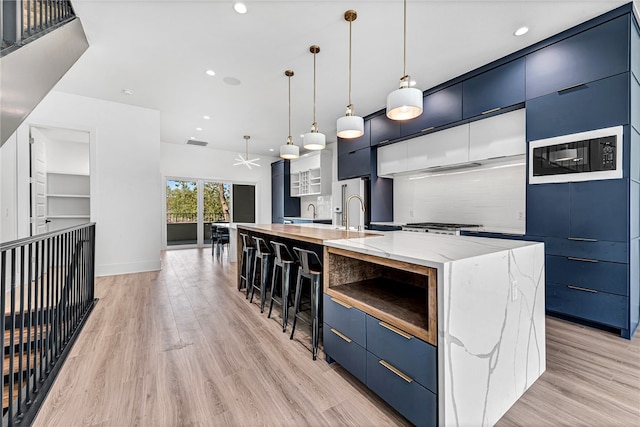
top-left (421, 127), bottom-right (435, 132)
top-left (567, 285), bottom-right (598, 293)
top-left (379, 321), bottom-right (413, 339)
top-left (567, 237), bottom-right (598, 242)
top-left (331, 297), bottom-right (352, 309)
top-left (567, 256), bottom-right (599, 263)
top-left (379, 360), bottom-right (413, 383)
top-left (481, 107), bottom-right (501, 115)
top-left (557, 82), bottom-right (586, 93)
top-left (330, 328), bottom-right (352, 343)
top-left (348, 150), bottom-right (357, 155)
top-left (379, 139), bottom-right (390, 144)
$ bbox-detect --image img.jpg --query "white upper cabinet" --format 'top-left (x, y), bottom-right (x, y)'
top-left (469, 109), bottom-right (525, 161)
top-left (378, 141), bottom-right (408, 177)
top-left (407, 123), bottom-right (470, 171)
top-left (290, 150), bottom-right (332, 197)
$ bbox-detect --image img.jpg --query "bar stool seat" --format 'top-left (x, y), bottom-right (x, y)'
top-left (290, 247), bottom-right (323, 360)
top-left (239, 233), bottom-right (256, 298)
top-left (268, 241), bottom-right (297, 332)
top-left (249, 236), bottom-right (273, 313)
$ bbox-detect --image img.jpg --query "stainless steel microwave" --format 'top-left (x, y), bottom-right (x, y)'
top-left (529, 126), bottom-right (623, 184)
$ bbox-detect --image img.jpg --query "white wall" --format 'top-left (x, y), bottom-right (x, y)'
top-left (0, 132), bottom-right (18, 243)
top-left (160, 142), bottom-right (276, 230)
top-left (24, 91), bottom-right (162, 276)
top-left (393, 158), bottom-right (526, 233)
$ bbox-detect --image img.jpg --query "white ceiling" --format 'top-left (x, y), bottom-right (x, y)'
top-left (53, 0), bottom-right (631, 156)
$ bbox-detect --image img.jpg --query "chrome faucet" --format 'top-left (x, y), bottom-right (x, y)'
top-left (345, 194), bottom-right (366, 232)
top-left (307, 203), bottom-right (317, 219)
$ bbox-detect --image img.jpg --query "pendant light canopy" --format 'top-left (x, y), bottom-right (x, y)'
top-left (233, 135), bottom-right (261, 169)
top-left (386, 0), bottom-right (422, 121)
top-left (336, 10), bottom-right (364, 139)
top-left (280, 70), bottom-right (300, 159)
top-left (303, 45), bottom-right (326, 150)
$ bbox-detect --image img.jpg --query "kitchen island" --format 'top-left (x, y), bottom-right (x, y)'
top-left (236, 225), bottom-right (545, 426)
top-left (324, 231), bottom-right (545, 427)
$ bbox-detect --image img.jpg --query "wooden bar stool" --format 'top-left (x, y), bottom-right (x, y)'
top-left (268, 241), bottom-right (296, 332)
top-left (290, 247), bottom-right (322, 360)
top-left (239, 233), bottom-right (256, 297)
top-left (249, 236), bottom-right (273, 313)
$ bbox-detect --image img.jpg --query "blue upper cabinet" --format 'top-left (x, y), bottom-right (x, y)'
top-left (370, 112), bottom-right (401, 146)
top-left (462, 58), bottom-right (525, 119)
top-left (338, 147), bottom-right (370, 181)
top-left (525, 14), bottom-right (630, 100)
top-left (401, 83), bottom-right (463, 137)
top-left (338, 120), bottom-right (371, 155)
top-left (526, 72), bottom-right (630, 141)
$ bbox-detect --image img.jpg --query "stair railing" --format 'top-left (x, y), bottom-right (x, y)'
top-left (0, 223), bottom-right (97, 426)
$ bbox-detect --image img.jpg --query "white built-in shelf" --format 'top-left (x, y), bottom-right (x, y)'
top-left (46, 194), bottom-right (90, 198)
top-left (47, 215), bottom-right (90, 219)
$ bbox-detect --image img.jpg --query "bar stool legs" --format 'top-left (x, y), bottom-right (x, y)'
top-left (268, 242), bottom-right (296, 332)
top-left (239, 233), bottom-right (255, 297)
top-left (249, 237), bottom-right (273, 313)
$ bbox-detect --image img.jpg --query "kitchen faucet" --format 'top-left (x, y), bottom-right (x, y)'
top-left (345, 194), bottom-right (366, 232)
top-left (307, 203), bottom-right (317, 219)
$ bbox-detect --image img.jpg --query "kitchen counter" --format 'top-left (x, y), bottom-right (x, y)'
top-left (323, 231), bottom-right (545, 427)
top-left (236, 223), bottom-right (379, 245)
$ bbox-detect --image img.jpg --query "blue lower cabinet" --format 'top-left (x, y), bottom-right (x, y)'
top-left (547, 255), bottom-right (628, 296)
top-left (366, 315), bottom-right (437, 393)
top-left (323, 323), bottom-right (366, 384)
top-left (366, 351), bottom-right (437, 427)
top-left (546, 282), bottom-right (628, 329)
top-left (544, 237), bottom-right (628, 263)
top-left (323, 294), bottom-right (366, 346)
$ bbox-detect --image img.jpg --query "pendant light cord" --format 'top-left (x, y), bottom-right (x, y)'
top-left (288, 74), bottom-right (292, 139)
top-left (403, 0), bottom-right (407, 78)
top-left (313, 50), bottom-right (317, 127)
top-left (348, 18), bottom-right (352, 107)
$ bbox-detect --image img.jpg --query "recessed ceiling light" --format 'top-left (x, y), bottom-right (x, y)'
top-left (205, 69), bottom-right (216, 76)
top-left (203, 115), bottom-right (210, 120)
top-left (300, 134), bottom-right (305, 138)
top-left (269, 148), bottom-right (275, 152)
top-left (196, 127), bottom-right (202, 131)
top-left (233, 2), bottom-right (247, 14)
top-left (514, 26), bottom-right (529, 36)
top-left (190, 136), bottom-right (196, 140)
top-left (122, 88), bottom-right (134, 95)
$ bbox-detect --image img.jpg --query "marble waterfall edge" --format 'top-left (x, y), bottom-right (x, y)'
top-left (438, 243), bottom-right (546, 426)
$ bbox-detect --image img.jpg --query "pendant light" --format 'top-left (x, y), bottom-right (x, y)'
top-left (386, 0), bottom-right (422, 121)
top-left (303, 45), bottom-right (326, 150)
top-left (233, 135), bottom-right (261, 169)
top-left (280, 70), bottom-right (299, 159)
top-left (336, 10), bottom-right (364, 139)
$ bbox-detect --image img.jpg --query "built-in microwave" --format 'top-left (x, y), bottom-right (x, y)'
top-left (529, 126), bottom-right (623, 184)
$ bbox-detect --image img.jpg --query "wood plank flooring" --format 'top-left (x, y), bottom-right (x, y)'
top-left (32, 248), bottom-right (639, 426)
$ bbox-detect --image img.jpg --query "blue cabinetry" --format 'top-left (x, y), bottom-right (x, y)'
top-left (271, 160), bottom-right (299, 224)
top-left (525, 14), bottom-right (630, 100)
top-left (570, 179), bottom-right (628, 242)
top-left (401, 83), bottom-right (462, 137)
top-left (370, 113), bottom-right (401, 146)
top-left (462, 58), bottom-right (525, 119)
top-left (337, 147), bottom-right (370, 181)
top-left (338, 120), bottom-right (370, 155)
top-left (324, 294), bottom-right (437, 426)
top-left (526, 72), bottom-right (630, 141)
top-left (526, 183), bottom-right (570, 238)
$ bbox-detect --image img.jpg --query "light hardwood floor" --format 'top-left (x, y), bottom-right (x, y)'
top-left (33, 248), bottom-right (639, 426)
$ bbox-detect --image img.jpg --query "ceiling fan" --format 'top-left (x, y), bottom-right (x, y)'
top-left (233, 135), bottom-right (261, 169)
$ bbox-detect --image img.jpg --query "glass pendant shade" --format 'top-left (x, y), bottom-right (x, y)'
top-left (303, 130), bottom-right (326, 150)
top-left (280, 139), bottom-right (299, 159)
top-left (387, 86), bottom-right (423, 120)
top-left (337, 114), bottom-right (364, 138)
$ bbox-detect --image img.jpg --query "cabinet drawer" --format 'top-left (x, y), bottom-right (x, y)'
top-left (323, 294), bottom-right (366, 346)
top-left (337, 147), bottom-right (371, 180)
top-left (366, 315), bottom-right (436, 393)
top-left (544, 237), bottom-right (628, 263)
top-left (546, 255), bottom-right (628, 295)
top-left (546, 282), bottom-right (628, 329)
top-left (526, 14), bottom-right (630, 100)
top-left (366, 352), bottom-right (437, 427)
top-left (526, 72), bottom-right (630, 142)
top-left (323, 323), bottom-right (366, 384)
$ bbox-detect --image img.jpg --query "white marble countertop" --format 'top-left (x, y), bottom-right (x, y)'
top-left (324, 230), bottom-right (540, 268)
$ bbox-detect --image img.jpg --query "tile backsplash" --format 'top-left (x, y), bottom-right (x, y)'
top-left (299, 195), bottom-right (332, 219)
top-left (393, 157), bottom-right (526, 232)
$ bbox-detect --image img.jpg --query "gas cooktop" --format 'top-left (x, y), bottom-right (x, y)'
top-left (403, 222), bottom-right (482, 230)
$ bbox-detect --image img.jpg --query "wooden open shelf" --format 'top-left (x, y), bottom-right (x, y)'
top-left (324, 246), bottom-right (438, 346)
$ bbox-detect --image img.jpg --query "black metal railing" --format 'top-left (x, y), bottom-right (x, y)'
top-left (1, 0), bottom-right (76, 55)
top-left (0, 223), bottom-right (97, 426)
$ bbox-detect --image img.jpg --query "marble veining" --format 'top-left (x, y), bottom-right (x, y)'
top-left (324, 232), bottom-right (546, 427)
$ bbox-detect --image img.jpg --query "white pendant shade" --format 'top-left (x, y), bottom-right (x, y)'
top-left (337, 114), bottom-right (364, 139)
top-left (279, 142), bottom-right (299, 159)
top-left (386, 87), bottom-right (423, 120)
top-left (303, 131), bottom-right (326, 150)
